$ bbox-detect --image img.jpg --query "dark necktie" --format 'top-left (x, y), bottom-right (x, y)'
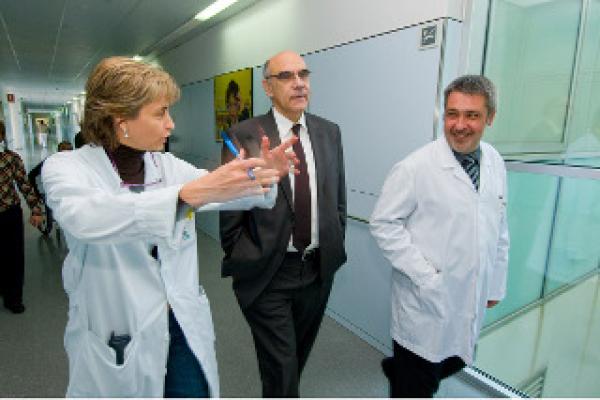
top-left (291, 124), bottom-right (311, 252)
top-left (461, 155), bottom-right (479, 191)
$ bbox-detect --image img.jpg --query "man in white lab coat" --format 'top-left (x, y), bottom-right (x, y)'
top-left (370, 75), bottom-right (509, 397)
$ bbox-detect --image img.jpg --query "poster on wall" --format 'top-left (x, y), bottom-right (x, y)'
top-left (214, 67), bottom-right (253, 142)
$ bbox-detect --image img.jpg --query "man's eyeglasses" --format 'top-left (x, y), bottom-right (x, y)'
top-left (265, 69), bottom-right (311, 81)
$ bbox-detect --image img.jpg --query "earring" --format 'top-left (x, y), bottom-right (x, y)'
top-left (123, 127), bottom-right (129, 138)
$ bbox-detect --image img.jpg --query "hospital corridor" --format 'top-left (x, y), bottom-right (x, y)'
top-left (1, 0), bottom-right (599, 398)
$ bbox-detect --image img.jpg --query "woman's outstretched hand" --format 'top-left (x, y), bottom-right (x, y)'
top-left (179, 149), bottom-right (280, 208)
top-left (260, 135), bottom-right (299, 177)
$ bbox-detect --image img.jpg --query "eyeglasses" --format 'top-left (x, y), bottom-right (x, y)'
top-left (265, 69), bottom-right (311, 81)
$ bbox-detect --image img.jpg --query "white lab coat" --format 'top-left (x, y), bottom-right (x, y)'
top-left (370, 136), bottom-right (509, 364)
top-left (42, 145), bottom-right (276, 397)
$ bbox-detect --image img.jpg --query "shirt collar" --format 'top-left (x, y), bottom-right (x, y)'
top-left (453, 147), bottom-right (481, 164)
top-left (272, 107), bottom-right (306, 139)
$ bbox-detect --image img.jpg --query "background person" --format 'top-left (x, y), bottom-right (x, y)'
top-left (28, 140), bottom-right (73, 198)
top-left (42, 56), bottom-right (297, 398)
top-left (0, 120), bottom-right (44, 314)
top-left (28, 140), bottom-right (73, 236)
top-left (36, 120), bottom-right (49, 148)
top-left (220, 50), bottom-right (347, 397)
top-left (370, 75), bottom-right (509, 397)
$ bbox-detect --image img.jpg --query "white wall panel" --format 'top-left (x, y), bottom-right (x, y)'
top-left (159, 0), bottom-right (464, 85)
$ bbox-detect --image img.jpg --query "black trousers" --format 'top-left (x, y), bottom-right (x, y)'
top-left (382, 341), bottom-right (466, 398)
top-left (241, 252), bottom-right (333, 397)
top-left (0, 205), bottom-right (25, 306)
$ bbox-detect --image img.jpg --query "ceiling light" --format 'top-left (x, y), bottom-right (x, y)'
top-left (194, 0), bottom-right (237, 21)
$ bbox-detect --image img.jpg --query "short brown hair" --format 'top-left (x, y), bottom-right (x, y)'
top-left (83, 57), bottom-right (180, 150)
top-left (444, 75), bottom-right (497, 116)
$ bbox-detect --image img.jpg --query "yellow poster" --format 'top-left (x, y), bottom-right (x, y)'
top-left (214, 68), bottom-right (252, 141)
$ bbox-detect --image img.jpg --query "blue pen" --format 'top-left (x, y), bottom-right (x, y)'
top-left (220, 131), bottom-right (256, 180)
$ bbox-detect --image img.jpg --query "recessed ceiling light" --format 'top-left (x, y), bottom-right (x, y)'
top-left (194, 0), bottom-right (237, 21)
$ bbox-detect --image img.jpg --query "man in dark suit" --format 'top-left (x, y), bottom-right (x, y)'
top-left (220, 50), bottom-right (347, 397)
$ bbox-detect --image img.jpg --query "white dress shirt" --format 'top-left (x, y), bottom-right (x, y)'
top-left (272, 107), bottom-right (319, 252)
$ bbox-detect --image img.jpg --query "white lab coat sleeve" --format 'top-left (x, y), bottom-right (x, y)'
top-left (163, 152), bottom-right (278, 212)
top-left (195, 183), bottom-right (277, 212)
top-left (42, 154), bottom-right (180, 245)
top-left (488, 164), bottom-right (509, 301)
top-left (370, 160), bottom-right (438, 287)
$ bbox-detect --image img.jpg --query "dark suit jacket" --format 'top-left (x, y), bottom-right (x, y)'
top-left (220, 110), bottom-right (347, 309)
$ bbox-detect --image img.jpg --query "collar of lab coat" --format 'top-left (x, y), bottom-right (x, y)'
top-left (436, 135), bottom-right (492, 170)
top-left (435, 135), bottom-right (493, 191)
top-left (79, 145), bottom-right (162, 190)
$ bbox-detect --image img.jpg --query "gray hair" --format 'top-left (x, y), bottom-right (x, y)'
top-left (262, 59), bottom-right (271, 79)
top-left (444, 75), bottom-right (497, 115)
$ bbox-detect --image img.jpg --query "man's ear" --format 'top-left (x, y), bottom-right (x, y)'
top-left (262, 79), bottom-right (273, 98)
top-left (486, 111), bottom-right (496, 127)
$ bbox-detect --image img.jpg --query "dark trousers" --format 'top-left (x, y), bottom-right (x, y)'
top-left (242, 252), bottom-right (333, 397)
top-left (382, 341), bottom-right (466, 398)
top-left (164, 309), bottom-right (210, 398)
top-left (0, 205), bottom-right (25, 306)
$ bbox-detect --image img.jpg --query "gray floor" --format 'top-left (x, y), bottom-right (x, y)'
top-left (0, 141), bottom-right (388, 397)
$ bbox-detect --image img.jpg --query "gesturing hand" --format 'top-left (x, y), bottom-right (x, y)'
top-left (179, 149), bottom-right (281, 208)
top-left (259, 135), bottom-right (300, 177)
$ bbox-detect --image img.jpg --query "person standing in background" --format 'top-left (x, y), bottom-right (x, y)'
top-left (36, 120), bottom-right (49, 148)
top-left (220, 50), bottom-right (347, 397)
top-left (0, 120), bottom-right (44, 314)
top-left (370, 75), bottom-right (509, 397)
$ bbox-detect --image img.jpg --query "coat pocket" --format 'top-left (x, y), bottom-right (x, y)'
top-left (67, 329), bottom-right (139, 397)
top-left (416, 271), bottom-right (445, 319)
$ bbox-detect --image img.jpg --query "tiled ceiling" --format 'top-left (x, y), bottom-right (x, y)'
top-left (0, 0), bottom-right (257, 106)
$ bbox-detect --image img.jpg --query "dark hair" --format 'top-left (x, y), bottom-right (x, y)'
top-left (58, 141), bottom-right (73, 151)
top-left (444, 75), bottom-right (497, 116)
top-left (226, 80), bottom-right (240, 105)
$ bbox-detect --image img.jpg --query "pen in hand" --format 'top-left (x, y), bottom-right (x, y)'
top-left (220, 131), bottom-right (256, 180)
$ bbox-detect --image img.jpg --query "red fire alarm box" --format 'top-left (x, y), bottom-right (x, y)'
top-left (7, 93), bottom-right (15, 102)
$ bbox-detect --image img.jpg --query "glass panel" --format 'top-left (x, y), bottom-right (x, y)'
top-left (476, 274), bottom-right (600, 397)
top-left (484, 0), bottom-right (581, 158)
top-left (565, 0), bottom-right (600, 167)
top-left (544, 176), bottom-right (600, 293)
top-left (483, 171), bottom-right (556, 326)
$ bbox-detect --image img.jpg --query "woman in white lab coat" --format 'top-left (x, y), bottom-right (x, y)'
top-left (42, 57), bottom-right (297, 398)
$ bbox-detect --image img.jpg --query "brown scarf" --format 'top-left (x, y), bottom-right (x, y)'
top-left (107, 145), bottom-right (145, 184)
